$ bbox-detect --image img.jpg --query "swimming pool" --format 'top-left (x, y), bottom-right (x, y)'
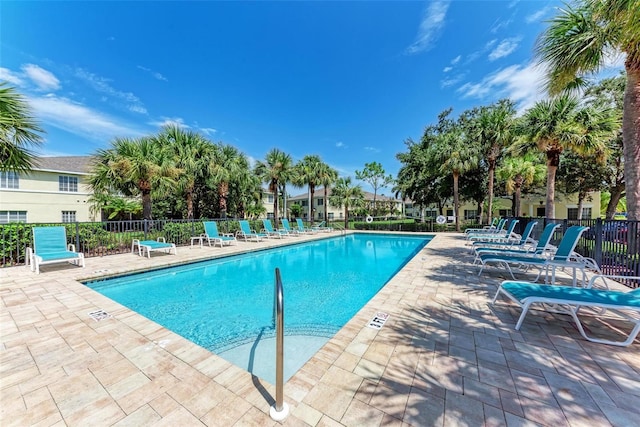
top-left (86, 233), bottom-right (432, 382)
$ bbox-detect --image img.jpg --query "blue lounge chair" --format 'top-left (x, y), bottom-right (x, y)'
top-left (492, 276), bottom-right (640, 346)
top-left (132, 237), bottom-right (177, 258)
top-left (477, 225), bottom-right (590, 283)
top-left (473, 222), bottom-right (558, 262)
top-left (280, 219), bottom-right (299, 236)
top-left (312, 220), bottom-right (333, 232)
top-left (465, 218), bottom-right (506, 235)
top-left (467, 219), bottom-right (520, 243)
top-left (262, 219), bottom-right (288, 238)
top-left (295, 218), bottom-right (315, 234)
top-left (29, 226), bottom-right (85, 274)
top-left (237, 220), bottom-right (267, 242)
top-left (203, 221), bottom-right (237, 247)
top-left (471, 220), bottom-right (537, 252)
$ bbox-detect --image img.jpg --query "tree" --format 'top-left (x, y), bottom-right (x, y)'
top-left (317, 162), bottom-right (338, 223)
top-left (558, 150), bottom-right (609, 219)
top-left (0, 83), bottom-right (44, 172)
top-left (90, 136), bottom-right (180, 219)
top-left (329, 177), bottom-right (364, 229)
top-left (254, 148), bottom-right (293, 220)
top-left (497, 154), bottom-right (546, 217)
top-left (536, 0), bottom-right (640, 220)
top-left (511, 95), bottom-right (617, 218)
top-left (465, 99), bottom-right (516, 224)
top-left (214, 144), bottom-right (249, 218)
top-left (160, 125), bottom-right (213, 219)
top-left (293, 154), bottom-right (323, 224)
top-left (355, 161), bottom-right (394, 215)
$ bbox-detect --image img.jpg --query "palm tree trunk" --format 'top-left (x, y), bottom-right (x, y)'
top-left (487, 164), bottom-right (495, 225)
top-left (324, 187), bottom-right (329, 223)
top-left (576, 192), bottom-right (585, 220)
top-left (514, 184), bottom-right (522, 219)
top-left (606, 184), bottom-right (625, 219)
top-left (546, 153), bottom-right (559, 219)
top-left (186, 190), bottom-right (194, 220)
top-left (309, 185), bottom-right (315, 225)
top-left (344, 206), bottom-right (348, 229)
top-left (219, 182), bottom-right (229, 218)
top-left (623, 65), bottom-right (640, 221)
top-left (453, 172), bottom-right (460, 232)
top-left (142, 190), bottom-right (152, 220)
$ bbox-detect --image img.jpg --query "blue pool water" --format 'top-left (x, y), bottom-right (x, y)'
top-left (86, 233), bottom-right (431, 382)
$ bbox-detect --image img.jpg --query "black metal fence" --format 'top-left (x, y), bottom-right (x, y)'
top-left (2, 216), bottom-right (638, 288)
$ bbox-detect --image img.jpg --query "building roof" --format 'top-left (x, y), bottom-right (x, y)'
top-left (35, 156), bottom-right (94, 174)
top-left (289, 187), bottom-right (400, 202)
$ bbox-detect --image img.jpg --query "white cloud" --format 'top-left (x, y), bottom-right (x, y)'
top-left (137, 65), bottom-right (168, 82)
top-left (149, 117), bottom-right (190, 129)
top-left (488, 38), bottom-right (521, 61)
top-left (441, 73), bottom-right (465, 88)
top-left (526, 7), bottom-right (550, 24)
top-left (451, 55), bottom-right (461, 65)
top-left (364, 146), bottom-right (380, 153)
top-left (200, 127), bottom-right (217, 136)
top-left (457, 62), bottom-right (547, 112)
top-left (22, 64), bottom-right (60, 91)
top-left (0, 67), bottom-right (24, 86)
top-left (490, 18), bottom-right (512, 34)
top-left (28, 94), bottom-right (145, 141)
top-left (405, 1), bottom-right (451, 55)
top-left (335, 141), bottom-right (345, 148)
top-left (443, 66), bottom-right (453, 73)
top-left (74, 67), bottom-right (147, 114)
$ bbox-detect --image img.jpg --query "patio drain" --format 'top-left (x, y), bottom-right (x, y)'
top-left (88, 310), bottom-right (111, 322)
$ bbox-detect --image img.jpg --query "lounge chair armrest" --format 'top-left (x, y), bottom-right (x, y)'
top-left (67, 243), bottom-right (76, 252)
top-left (157, 237), bottom-right (166, 243)
top-left (588, 274), bottom-right (640, 290)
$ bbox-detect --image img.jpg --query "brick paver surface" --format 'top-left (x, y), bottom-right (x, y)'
top-left (1, 232), bottom-right (638, 426)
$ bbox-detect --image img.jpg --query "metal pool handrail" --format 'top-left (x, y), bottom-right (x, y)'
top-left (270, 268), bottom-right (289, 421)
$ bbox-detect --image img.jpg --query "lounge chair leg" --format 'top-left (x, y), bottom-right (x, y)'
top-left (515, 301), bottom-right (533, 330)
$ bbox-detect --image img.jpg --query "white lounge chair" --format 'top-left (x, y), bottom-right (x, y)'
top-left (202, 221), bottom-right (237, 247)
top-left (132, 237), bottom-right (177, 258)
top-left (262, 219), bottom-right (288, 238)
top-left (237, 220), bottom-right (267, 242)
top-left (29, 226), bottom-right (85, 274)
top-left (492, 276), bottom-right (640, 347)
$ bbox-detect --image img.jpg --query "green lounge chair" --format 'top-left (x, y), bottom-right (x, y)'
top-left (280, 219), bottom-right (299, 236)
top-left (467, 219), bottom-right (520, 243)
top-left (29, 226), bottom-right (85, 274)
top-left (262, 219), bottom-right (288, 238)
top-left (471, 220), bottom-right (537, 252)
top-left (132, 237), bottom-right (177, 258)
top-left (492, 276), bottom-right (640, 347)
top-left (477, 225), bottom-right (591, 283)
top-left (237, 220), bottom-right (267, 242)
top-left (312, 220), bottom-right (333, 232)
top-left (203, 221), bottom-right (237, 247)
top-left (295, 218), bottom-right (315, 234)
top-left (465, 218), bottom-right (506, 235)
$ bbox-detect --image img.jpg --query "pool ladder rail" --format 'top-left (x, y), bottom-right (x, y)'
top-left (270, 268), bottom-right (289, 421)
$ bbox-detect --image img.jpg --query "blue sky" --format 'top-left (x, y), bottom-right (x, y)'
top-left (1, 0), bottom-right (621, 193)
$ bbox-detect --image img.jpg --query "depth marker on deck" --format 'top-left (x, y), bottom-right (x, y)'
top-left (88, 310), bottom-right (111, 322)
top-left (367, 312), bottom-right (389, 330)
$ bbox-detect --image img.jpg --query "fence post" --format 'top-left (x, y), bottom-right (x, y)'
top-left (594, 218), bottom-right (603, 266)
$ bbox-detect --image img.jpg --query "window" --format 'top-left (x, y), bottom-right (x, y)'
top-left (62, 211), bottom-right (76, 222)
top-left (301, 200), bottom-right (308, 207)
top-left (498, 209), bottom-right (512, 217)
top-left (0, 171), bottom-right (19, 189)
top-left (536, 207), bottom-right (546, 217)
top-left (317, 199), bottom-right (323, 206)
top-left (0, 211), bottom-right (27, 223)
top-left (267, 194), bottom-right (274, 203)
top-left (425, 210), bottom-right (437, 218)
top-left (59, 176), bottom-right (78, 192)
top-left (464, 210), bottom-right (477, 220)
top-left (568, 207), bottom-right (592, 220)
top-left (328, 212), bottom-right (334, 220)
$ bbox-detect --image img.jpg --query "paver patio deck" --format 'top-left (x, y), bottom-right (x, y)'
top-left (1, 232), bottom-right (638, 426)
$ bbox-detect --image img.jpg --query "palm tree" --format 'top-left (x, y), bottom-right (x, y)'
top-left (90, 136), bottom-right (180, 219)
top-left (254, 148), bottom-right (293, 221)
top-left (511, 95), bottom-right (617, 218)
top-left (317, 162), bottom-right (338, 223)
top-left (496, 154), bottom-right (546, 217)
top-left (468, 100), bottom-right (516, 224)
top-left (0, 83), bottom-right (44, 172)
top-left (214, 144), bottom-right (248, 218)
top-left (536, 0), bottom-right (640, 220)
top-left (432, 128), bottom-right (478, 232)
top-left (160, 125), bottom-right (213, 219)
top-left (293, 155), bottom-right (324, 224)
top-left (329, 177), bottom-right (364, 229)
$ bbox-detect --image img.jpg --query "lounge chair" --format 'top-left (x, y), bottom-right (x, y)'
top-left (132, 237), bottom-right (177, 258)
top-left (471, 221), bottom-right (538, 253)
top-left (312, 220), bottom-right (333, 232)
top-left (29, 226), bottom-right (85, 274)
top-left (467, 219), bottom-right (519, 243)
top-left (237, 220), bottom-right (267, 242)
top-left (491, 276), bottom-right (640, 346)
top-left (280, 219), bottom-right (299, 236)
top-left (202, 221), bottom-right (237, 247)
top-left (295, 218), bottom-right (315, 234)
top-left (465, 218), bottom-right (506, 235)
top-left (477, 225), bottom-right (590, 283)
top-left (473, 222), bottom-right (557, 261)
top-left (262, 219), bottom-right (288, 238)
